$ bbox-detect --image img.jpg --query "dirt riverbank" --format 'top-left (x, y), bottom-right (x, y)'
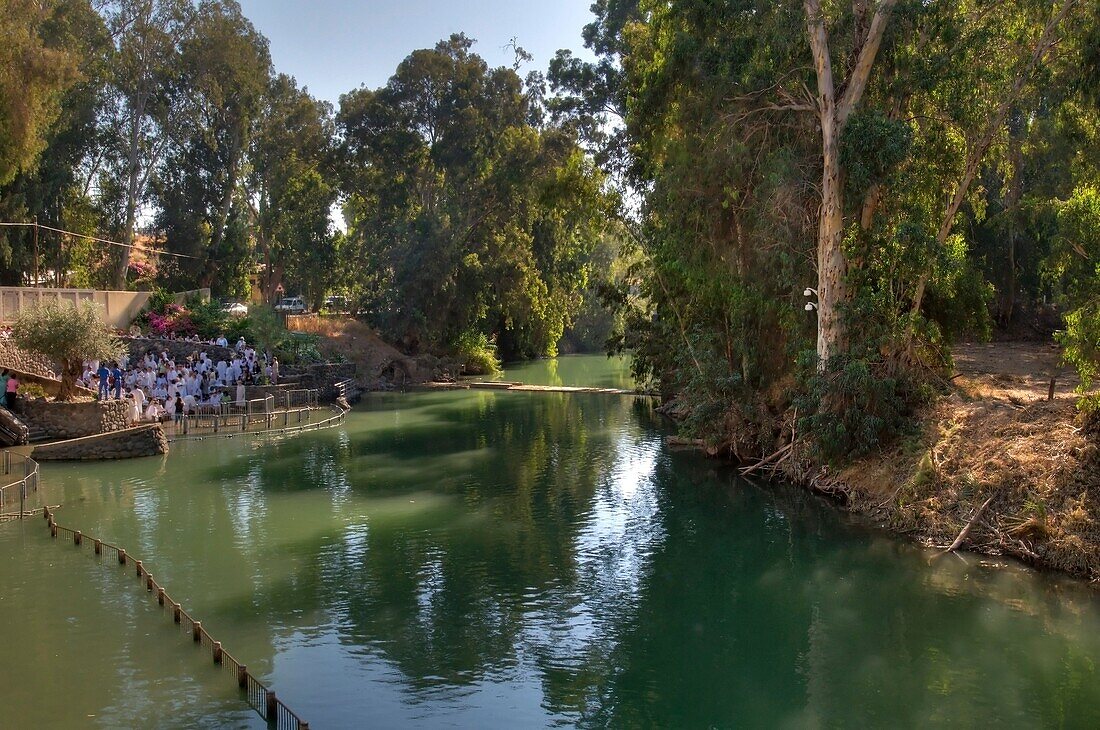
top-left (776, 342), bottom-right (1099, 581)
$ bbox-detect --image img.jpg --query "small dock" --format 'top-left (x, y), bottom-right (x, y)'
top-left (419, 382), bottom-right (657, 397)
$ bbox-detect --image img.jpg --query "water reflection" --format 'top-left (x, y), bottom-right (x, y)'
top-left (2, 356), bottom-right (1099, 728)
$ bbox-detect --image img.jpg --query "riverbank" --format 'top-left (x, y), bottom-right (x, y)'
top-left (773, 343), bottom-right (1099, 581)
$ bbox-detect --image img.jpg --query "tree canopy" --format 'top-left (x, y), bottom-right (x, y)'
top-left (12, 300), bottom-right (123, 401)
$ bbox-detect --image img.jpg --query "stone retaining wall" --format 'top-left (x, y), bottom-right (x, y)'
top-left (282, 362), bottom-right (357, 402)
top-left (19, 398), bottom-right (130, 440)
top-left (0, 339), bottom-right (60, 380)
top-left (33, 423), bottom-right (168, 461)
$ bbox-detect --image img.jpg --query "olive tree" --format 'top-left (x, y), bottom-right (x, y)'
top-left (12, 301), bottom-right (124, 401)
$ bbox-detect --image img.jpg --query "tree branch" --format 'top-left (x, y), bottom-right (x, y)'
top-left (837, 0), bottom-right (898, 128)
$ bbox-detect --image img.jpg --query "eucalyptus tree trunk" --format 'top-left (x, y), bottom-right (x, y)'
top-left (804, 0), bottom-right (897, 365)
top-left (202, 126), bottom-right (243, 288)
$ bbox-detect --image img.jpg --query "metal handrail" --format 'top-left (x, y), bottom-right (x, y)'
top-left (166, 404), bottom-right (348, 443)
top-left (164, 391), bottom-right (326, 439)
top-left (0, 450), bottom-right (39, 519)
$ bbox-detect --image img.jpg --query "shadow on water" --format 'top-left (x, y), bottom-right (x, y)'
top-left (9, 356), bottom-right (1100, 728)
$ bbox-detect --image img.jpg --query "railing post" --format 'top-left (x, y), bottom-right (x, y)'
top-left (135, 559), bottom-right (143, 577)
top-left (146, 574), bottom-right (153, 591)
top-left (50, 520), bottom-right (56, 538)
top-left (19, 481), bottom-right (24, 519)
top-left (4, 450), bottom-right (10, 474)
top-left (193, 621), bottom-right (202, 642)
top-left (74, 530), bottom-right (81, 546)
top-left (213, 641), bottom-right (223, 664)
top-left (173, 602), bottom-right (181, 623)
top-left (157, 587), bottom-right (165, 605)
top-left (118, 548), bottom-right (126, 564)
top-left (266, 690), bottom-right (277, 720)
top-left (94, 538), bottom-right (102, 555)
top-left (238, 664), bottom-right (248, 689)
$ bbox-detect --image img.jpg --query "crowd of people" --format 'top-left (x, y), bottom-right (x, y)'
top-left (81, 336), bottom-right (280, 425)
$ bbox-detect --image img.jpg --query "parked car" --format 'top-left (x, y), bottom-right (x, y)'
top-left (220, 301), bottom-right (248, 317)
top-left (275, 296), bottom-right (307, 314)
top-left (322, 295), bottom-right (349, 313)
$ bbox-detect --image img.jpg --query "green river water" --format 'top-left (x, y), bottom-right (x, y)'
top-left (2, 355), bottom-right (1099, 728)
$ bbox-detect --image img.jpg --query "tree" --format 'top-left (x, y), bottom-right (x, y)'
top-left (173, 0), bottom-right (271, 289)
top-left (248, 74), bottom-right (337, 304)
top-left (101, 0), bottom-right (191, 289)
top-left (0, 0), bottom-right (82, 187)
top-left (12, 301), bottom-right (124, 401)
top-left (804, 0), bottom-right (897, 364)
top-left (338, 35), bottom-right (610, 359)
top-left (0, 0), bottom-right (112, 285)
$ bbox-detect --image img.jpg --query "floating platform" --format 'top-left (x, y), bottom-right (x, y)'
top-left (419, 381), bottom-right (657, 397)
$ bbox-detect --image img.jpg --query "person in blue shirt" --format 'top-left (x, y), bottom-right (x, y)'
top-left (97, 363), bottom-right (110, 400)
top-left (110, 363), bottom-right (123, 400)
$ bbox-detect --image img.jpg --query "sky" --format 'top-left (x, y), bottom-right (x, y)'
top-left (236, 0), bottom-right (598, 105)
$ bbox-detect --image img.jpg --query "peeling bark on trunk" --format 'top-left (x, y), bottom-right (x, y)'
top-left (58, 359), bottom-right (82, 402)
top-left (113, 109), bottom-right (144, 290)
top-left (804, 0), bottom-right (896, 366)
top-left (202, 126), bottom-right (243, 288)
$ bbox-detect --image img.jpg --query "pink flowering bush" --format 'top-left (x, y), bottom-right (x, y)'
top-left (144, 303), bottom-right (196, 337)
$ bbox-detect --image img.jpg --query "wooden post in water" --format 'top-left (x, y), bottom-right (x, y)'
top-left (237, 664), bottom-right (248, 689)
top-left (74, 530), bottom-right (81, 546)
top-left (192, 621), bottom-right (202, 642)
top-left (213, 641), bottom-right (222, 664)
top-left (157, 587), bottom-right (165, 605)
top-left (118, 548), bottom-right (126, 564)
top-left (94, 538), bottom-right (101, 555)
top-left (266, 690), bottom-right (277, 720)
top-left (135, 559), bottom-right (143, 577)
top-left (173, 602), bottom-right (181, 623)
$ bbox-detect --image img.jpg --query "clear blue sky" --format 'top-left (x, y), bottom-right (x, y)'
top-left (236, 0), bottom-right (597, 104)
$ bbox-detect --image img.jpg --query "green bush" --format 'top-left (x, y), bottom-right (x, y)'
top-left (453, 331), bottom-right (500, 375)
top-left (185, 296), bottom-right (232, 340)
top-left (795, 353), bottom-right (929, 462)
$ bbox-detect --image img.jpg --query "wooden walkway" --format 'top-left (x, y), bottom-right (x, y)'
top-left (420, 381), bottom-right (657, 397)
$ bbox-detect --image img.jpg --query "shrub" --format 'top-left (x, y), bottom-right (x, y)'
top-left (795, 353), bottom-right (929, 462)
top-left (13, 301), bottom-right (124, 401)
top-left (453, 331), bottom-right (500, 375)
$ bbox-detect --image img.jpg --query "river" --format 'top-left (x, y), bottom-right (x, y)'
top-left (1, 355), bottom-right (1099, 727)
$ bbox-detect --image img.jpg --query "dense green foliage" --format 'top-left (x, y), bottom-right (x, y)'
top-left (550, 0), bottom-right (1099, 457)
top-left (337, 35), bottom-right (614, 360)
top-left (2, 1), bottom-right (1098, 457)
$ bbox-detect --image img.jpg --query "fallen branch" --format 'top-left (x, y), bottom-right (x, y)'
top-left (941, 496), bottom-right (995, 554)
top-left (740, 442), bottom-right (793, 476)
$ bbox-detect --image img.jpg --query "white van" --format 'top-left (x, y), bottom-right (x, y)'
top-left (275, 296), bottom-right (307, 314)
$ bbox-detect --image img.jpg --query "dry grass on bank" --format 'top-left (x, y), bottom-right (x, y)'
top-left (286, 316), bottom-right (409, 385)
top-left (837, 343), bottom-right (1099, 580)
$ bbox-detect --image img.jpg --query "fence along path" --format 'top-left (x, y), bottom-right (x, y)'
top-left (0, 449), bottom-right (40, 521)
top-left (41, 506), bottom-right (310, 730)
